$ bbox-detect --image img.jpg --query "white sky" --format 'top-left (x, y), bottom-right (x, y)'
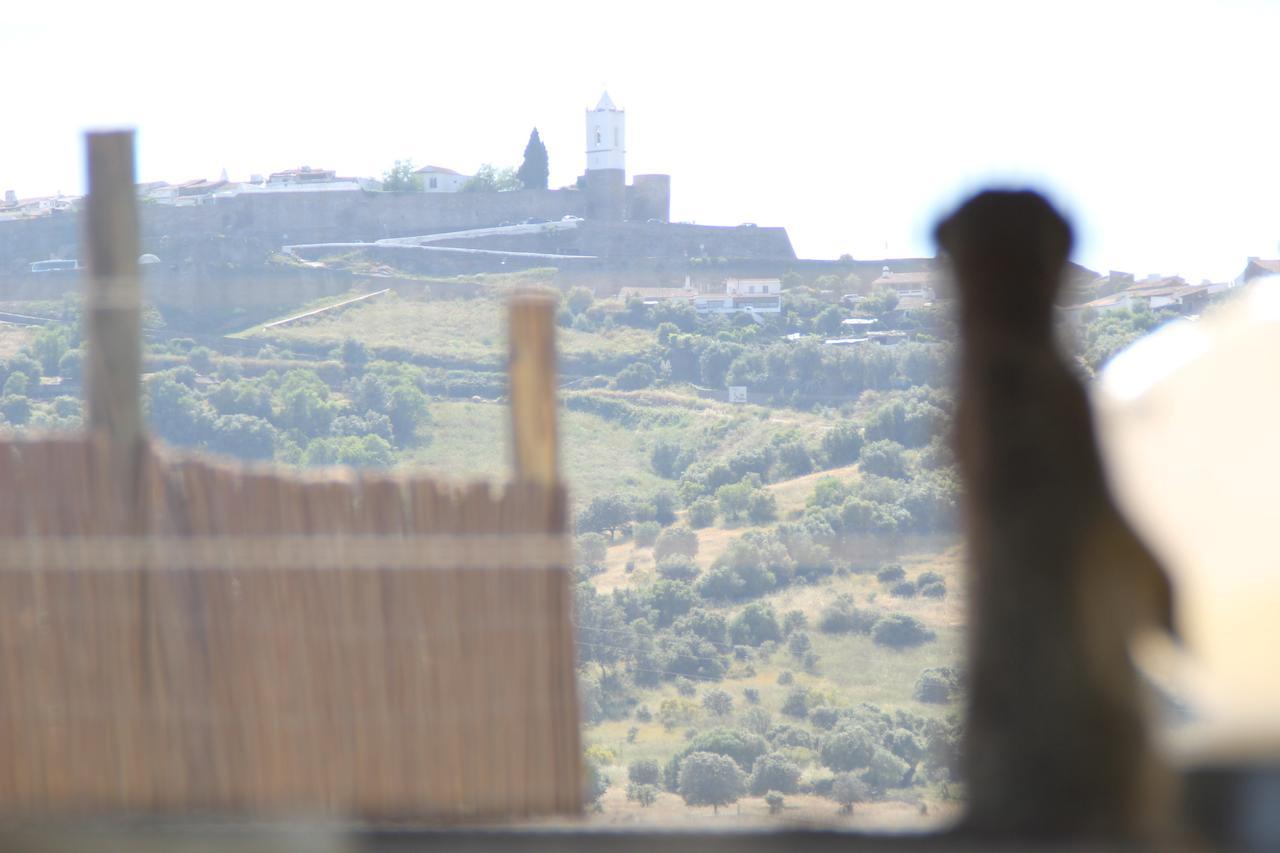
top-left (2, 0), bottom-right (1277, 280)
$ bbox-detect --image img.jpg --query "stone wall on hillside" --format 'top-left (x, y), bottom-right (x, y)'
top-left (0, 189), bottom-right (590, 276)
top-left (424, 221), bottom-right (797, 261)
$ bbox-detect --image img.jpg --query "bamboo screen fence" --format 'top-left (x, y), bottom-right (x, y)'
top-left (0, 132), bottom-right (582, 820)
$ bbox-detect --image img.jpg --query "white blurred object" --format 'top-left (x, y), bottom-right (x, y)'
top-left (1094, 278), bottom-right (1280, 757)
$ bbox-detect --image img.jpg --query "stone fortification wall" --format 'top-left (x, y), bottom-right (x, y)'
top-left (0, 189), bottom-right (589, 276)
top-left (426, 222), bottom-right (796, 261)
top-left (627, 175), bottom-right (671, 223)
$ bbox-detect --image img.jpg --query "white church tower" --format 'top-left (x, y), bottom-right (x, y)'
top-left (586, 92), bottom-right (625, 174)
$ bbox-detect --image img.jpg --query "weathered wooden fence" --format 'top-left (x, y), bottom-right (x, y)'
top-left (0, 131), bottom-right (581, 820)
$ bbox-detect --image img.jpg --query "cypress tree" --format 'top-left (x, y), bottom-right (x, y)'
top-left (517, 128), bottom-right (550, 190)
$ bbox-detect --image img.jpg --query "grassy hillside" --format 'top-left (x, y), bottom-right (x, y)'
top-left (0, 270), bottom-right (971, 830)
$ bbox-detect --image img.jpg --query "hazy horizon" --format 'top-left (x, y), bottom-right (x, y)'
top-left (3, 0), bottom-right (1277, 280)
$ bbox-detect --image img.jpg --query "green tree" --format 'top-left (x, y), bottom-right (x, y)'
top-left (566, 286), bottom-right (594, 315)
top-left (628, 759), bottom-right (661, 786)
top-left (340, 338), bottom-right (370, 374)
top-left (461, 163), bottom-right (521, 192)
top-left (728, 602), bottom-right (782, 646)
top-left (575, 532), bottom-right (608, 570)
top-left (831, 772), bottom-right (868, 814)
top-left (688, 497), bottom-right (717, 528)
top-left (32, 326), bottom-right (70, 375)
top-left (715, 481), bottom-right (752, 523)
top-left (746, 489), bottom-right (778, 524)
top-left (702, 688), bottom-right (733, 717)
top-left (144, 374), bottom-right (208, 446)
top-left (859, 439), bottom-right (908, 479)
top-left (381, 159), bottom-right (423, 192)
top-left (3, 372), bottom-right (29, 397)
top-left (765, 791), bottom-right (785, 814)
top-left (614, 362), bottom-right (657, 390)
top-left (821, 725), bottom-right (876, 772)
top-left (814, 305), bottom-right (846, 337)
top-left (516, 127), bottom-right (549, 190)
top-left (207, 414), bottom-right (277, 460)
top-left (678, 751), bottom-right (744, 814)
top-left (626, 782), bottom-right (659, 807)
top-left (822, 422), bottom-right (864, 466)
top-left (748, 752), bottom-right (802, 795)
top-left (386, 384), bottom-right (430, 445)
top-left (579, 494), bottom-right (632, 539)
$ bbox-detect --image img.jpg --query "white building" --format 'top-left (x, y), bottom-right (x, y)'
top-left (694, 277), bottom-right (782, 315)
top-left (586, 91), bottom-right (625, 174)
top-left (413, 165), bottom-right (470, 192)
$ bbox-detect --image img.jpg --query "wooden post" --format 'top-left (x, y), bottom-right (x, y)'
top-left (84, 130), bottom-right (142, 453)
top-left (508, 294), bottom-right (559, 489)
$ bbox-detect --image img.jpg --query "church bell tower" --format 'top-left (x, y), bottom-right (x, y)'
top-left (585, 92), bottom-right (627, 221)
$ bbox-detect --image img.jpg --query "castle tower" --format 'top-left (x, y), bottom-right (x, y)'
top-left (586, 91), bottom-right (625, 173)
top-left (585, 91), bottom-right (626, 221)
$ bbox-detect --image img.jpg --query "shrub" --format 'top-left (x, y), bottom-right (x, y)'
top-left (876, 564), bottom-right (906, 584)
top-left (626, 782), bottom-right (658, 807)
top-left (684, 727), bottom-right (769, 772)
top-left (765, 791), bottom-right (785, 814)
top-left (688, 497), bottom-right (717, 528)
top-left (871, 614), bottom-right (936, 649)
top-left (820, 725), bottom-right (876, 772)
top-left (859, 440), bottom-right (908, 479)
top-left (656, 555), bottom-right (699, 581)
top-left (743, 687), bottom-right (761, 705)
top-left (702, 688), bottom-right (733, 717)
top-left (831, 772), bottom-right (868, 814)
top-left (1, 395), bottom-right (31, 426)
top-left (767, 724), bottom-right (813, 749)
top-left (715, 481), bottom-right (753, 523)
top-left (675, 608), bottom-right (727, 644)
top-left (920, 581), bottom-right (947, 599)
top-left (187, 346), bottom-right (214, 374)
top-left (675, 677), bottom-right (698, 697)
top-left (746, 489), bottom-right (778, 524)
top-left (782, 610), bottom-right (808, 636)
top-left (822, 422), bottom-right (864, 466)
top-left (615, 362), bottom-right (657, 391)
top-left (917, 570), bottom-right (944, 586)
top-left (303, 434), bottom-right (395, 467)
top-left (776, 670), bottom-right (794, 686)
top-left (787, 631), bottom-right (812, 659)
top-left (890, 580), bottom-right (917, 598)
top-left (635, 705), bottom-right (653, 723)
top-left (818, 595), bottom-right (877, 635)
top-left (654, 526), bottom-right (699, 561)
top-left (729, 602), bottom-right (782, 647)
top-left (742, 706), bottom-right (771, 736)
top-left (780, 686), bottom-right (810, 719)
top-left (913, 667), bottom-right (961, 704)
top-left (628, 758), bottom-right (662, 786)
top-left (649, 490), bottom-right (679, 526)
top-left (633, 520), bottom-right (661, 548)
top-left (809, 706), bottom-right (841, 731)
top-left (576, 532), bottom-right (608, 571)
top-left (862, 747), bottom-right (911, 793)
top-left (57, 348), bottom-right (84, 381)
top-left (775, 440), bottom-right (814, 477)
top-left (748, 752), bottom-right (802, 795)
